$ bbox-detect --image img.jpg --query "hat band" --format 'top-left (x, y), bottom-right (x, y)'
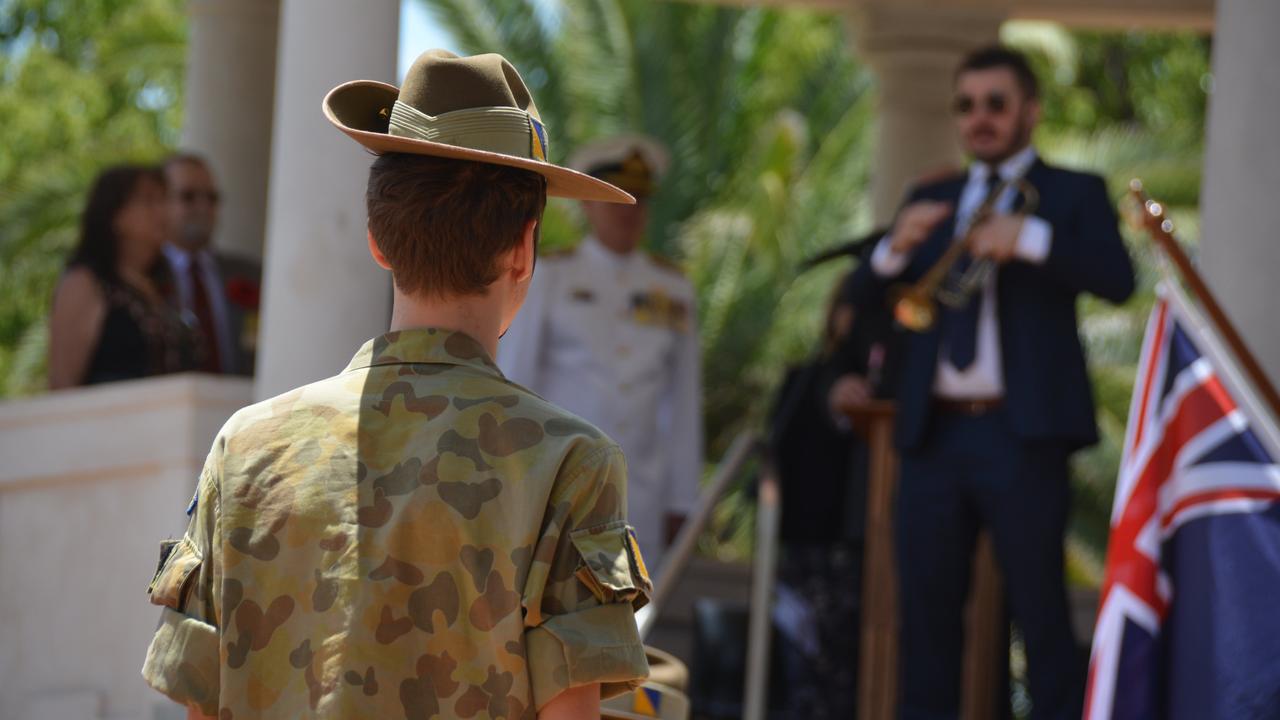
top-left (388, 101), bottom-right (549, 162)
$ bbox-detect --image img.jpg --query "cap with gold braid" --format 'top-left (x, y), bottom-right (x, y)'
top-left (568, 134), bottom-right (670, 199)
top-left (323, 49), bottom-right (633, 204)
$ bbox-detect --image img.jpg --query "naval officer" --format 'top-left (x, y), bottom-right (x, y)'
top-left (498, 134), bottom-right (703, 567)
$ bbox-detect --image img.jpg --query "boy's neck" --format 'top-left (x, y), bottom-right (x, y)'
top-left (388, 288), bottom-right (506, 360)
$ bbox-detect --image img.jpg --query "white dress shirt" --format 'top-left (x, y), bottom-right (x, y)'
top-left (871, 146), bottom-right (1052, 398)
top-left (163, 245), bottom-right (235, 371)
top-left (497, 236), bottom-right (704, 565)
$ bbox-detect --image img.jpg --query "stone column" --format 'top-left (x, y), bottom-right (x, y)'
top-left (1200, 0), bottom-right (1280, 386)
top-left (847, 3), bottom-right (1004, 225)
top-left (254, 0), bottom-right (399, 399)
top-left (180, 0), bottom-right (280, 261)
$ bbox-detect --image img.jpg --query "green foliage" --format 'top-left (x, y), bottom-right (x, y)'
top-left (1009, 23), bottom-right (1212, 142)
top-left (0, 0), bottom-right (186, 394)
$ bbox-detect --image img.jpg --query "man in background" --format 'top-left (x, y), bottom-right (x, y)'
top-left (498, 134), bottom-right (703, 568)
top-left (851, 46), bottom-right (1135, 719)
top-left (162, 153), bottom-right (260, 375)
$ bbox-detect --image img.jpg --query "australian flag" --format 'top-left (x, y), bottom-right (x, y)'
top-left (1084, 282), bottom-right (1280, 719)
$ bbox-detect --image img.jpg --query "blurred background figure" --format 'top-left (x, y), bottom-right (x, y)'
top-left (497, 134), bottom-right (703, 567)
top-left (765, 232), bottom-right (891, 719)
top-left (767, 273), bottom-right (863, 720)
top-left (48, 165), bottom-right (197, 389)
top-left (161, 153), bottom-right (261, 376)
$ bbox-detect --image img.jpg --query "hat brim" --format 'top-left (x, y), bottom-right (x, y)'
top-left (323, 80), bottom-right (634, 204)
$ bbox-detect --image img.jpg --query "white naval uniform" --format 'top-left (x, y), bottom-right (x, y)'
top-left (497, 235), bottom-right (703, 566)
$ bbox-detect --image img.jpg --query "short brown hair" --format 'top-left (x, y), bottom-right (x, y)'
top-left (366, 153), bottom-right (547, 297)
top-left (956, 45), bottom-right (1039, 99)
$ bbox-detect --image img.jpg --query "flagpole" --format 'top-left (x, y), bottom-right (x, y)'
top-left (1127, 180), bottom-right (1280, 421)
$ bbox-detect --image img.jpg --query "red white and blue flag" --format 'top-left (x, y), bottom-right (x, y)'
top-left (1084, 282), bottom-right (1280, 719)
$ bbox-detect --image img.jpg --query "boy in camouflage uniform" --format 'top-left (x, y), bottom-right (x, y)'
top-left (142, 50), bottom-right (652, 719)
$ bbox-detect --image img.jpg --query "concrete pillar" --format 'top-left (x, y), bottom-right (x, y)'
top-left (254, 0), bottom-right (399, 399)
top-left (1200, 0), bottom-right (1280, 386)
top-left (180, 0), bottom-right (280, 261)
top-left (847, 4), bottom-right (1004, 225)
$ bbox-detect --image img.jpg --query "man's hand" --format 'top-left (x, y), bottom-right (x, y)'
top-left (889, 201), bottom-right (953, 255)
top-left (829, 374), bottom-right (872, 416)
top-left (968, 214), bottom-right (1024, 264)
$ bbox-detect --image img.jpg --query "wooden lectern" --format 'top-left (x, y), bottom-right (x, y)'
top-left (847, 401), bottom-right (1006, 720)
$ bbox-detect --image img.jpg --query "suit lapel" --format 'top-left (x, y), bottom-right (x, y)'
top-left (1022, 157), bottom-right (1054, 215)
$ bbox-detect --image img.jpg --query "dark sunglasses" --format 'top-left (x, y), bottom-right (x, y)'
top-left (951, 92), bottom-right (1009, 116)
top-left (178, 189), bottom-right (221, 205)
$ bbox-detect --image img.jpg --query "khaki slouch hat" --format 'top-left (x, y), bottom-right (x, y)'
top-left (323, 49), bottom-right (633, 204)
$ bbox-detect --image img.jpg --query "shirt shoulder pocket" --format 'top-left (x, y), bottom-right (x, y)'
top-left (148, 537), bottom-right (202, 612)
top-left (569, 521), bottom-right (652, 610)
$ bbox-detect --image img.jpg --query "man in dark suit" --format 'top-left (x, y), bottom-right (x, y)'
top-left (162, 153), bottom-right (261, 376)
top-left (849, 47), bottom-right (1135, 719)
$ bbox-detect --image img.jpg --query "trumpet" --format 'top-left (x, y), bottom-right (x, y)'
top-left (891, 176), bottom-right (1039, 332)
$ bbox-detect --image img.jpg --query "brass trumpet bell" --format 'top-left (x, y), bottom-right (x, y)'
top-left (893, 286), bottom-right (937, 332)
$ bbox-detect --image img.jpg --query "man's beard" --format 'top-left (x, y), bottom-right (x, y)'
top-left (177, 221), bottom-right (213, 250)
top-left (971, 114), bottom-right (1033, 165)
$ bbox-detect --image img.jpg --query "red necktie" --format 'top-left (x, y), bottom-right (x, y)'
top-left (188, 259), bottom-right (222, 373)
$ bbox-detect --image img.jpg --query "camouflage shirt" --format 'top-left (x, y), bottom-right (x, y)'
top-left (142, 328), bottom-right (651, 719)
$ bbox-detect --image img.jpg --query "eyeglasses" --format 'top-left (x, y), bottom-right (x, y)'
top-left (951, 92), bottom-right (1009, 116)
top-left (178, 189), bottom-right (221, 205)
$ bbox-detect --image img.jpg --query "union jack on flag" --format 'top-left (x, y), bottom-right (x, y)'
top-left (1085, 282), bottom-right (1280, 719)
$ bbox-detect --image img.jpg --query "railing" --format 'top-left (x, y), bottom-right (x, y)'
top-left (636, 431), bottom-right (760, 639)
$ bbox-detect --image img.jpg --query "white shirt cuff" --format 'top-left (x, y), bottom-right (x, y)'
top-left (870, 236), bottom-right (910, 278)
top-left (1014, 216), bottom-right (1052, 264)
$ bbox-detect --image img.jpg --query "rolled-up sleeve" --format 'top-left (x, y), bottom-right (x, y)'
top-left (142, 607), bottom-right (220, 713)
top-left (141, 451), bottom-right (223, 716)
top-left (521, 445), bottom-right (652, 710)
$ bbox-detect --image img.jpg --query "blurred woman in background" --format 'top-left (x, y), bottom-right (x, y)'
top-left (48, 165), bottom-right (196, 388)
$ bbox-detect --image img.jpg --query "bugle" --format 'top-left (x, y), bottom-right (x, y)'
top-left (891, 176), bottom-right (1039, 332)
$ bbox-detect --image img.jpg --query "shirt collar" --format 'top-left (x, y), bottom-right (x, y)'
top-left (343, 328), bottom-right (503, 376)
top-left (970, 145), bottom-right (1038, 185)
top-left (164, 244), bottom-right (214, 271)
top-left (582, 234), bottom-right (638, 269)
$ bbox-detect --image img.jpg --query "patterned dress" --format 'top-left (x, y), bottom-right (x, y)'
top-left (142, 329), bottom-right (652, 718)
top-left (82, 271), bottom-right (198, 384)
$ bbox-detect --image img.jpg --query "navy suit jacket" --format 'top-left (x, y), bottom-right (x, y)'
top-left (853, 158), bottom-right (1136, 451)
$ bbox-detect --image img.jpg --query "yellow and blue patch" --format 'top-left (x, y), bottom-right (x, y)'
top-left (529, 116), bottom-right (549, 161)
top-left (627, 527), bottom-right (651, 588)
top-left (632, 686), bottom-right (663, 716)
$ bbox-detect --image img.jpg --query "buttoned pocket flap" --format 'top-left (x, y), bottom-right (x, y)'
top-left (569, 521), bottom-right (652, 610)
top-left (148, 537), bottom-right (202, 611)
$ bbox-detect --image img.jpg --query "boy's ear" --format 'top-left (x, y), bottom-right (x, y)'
top-left (512, 219), bottom-right (537, 283)
top-left (367, 230), bottom-right (391, 270)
